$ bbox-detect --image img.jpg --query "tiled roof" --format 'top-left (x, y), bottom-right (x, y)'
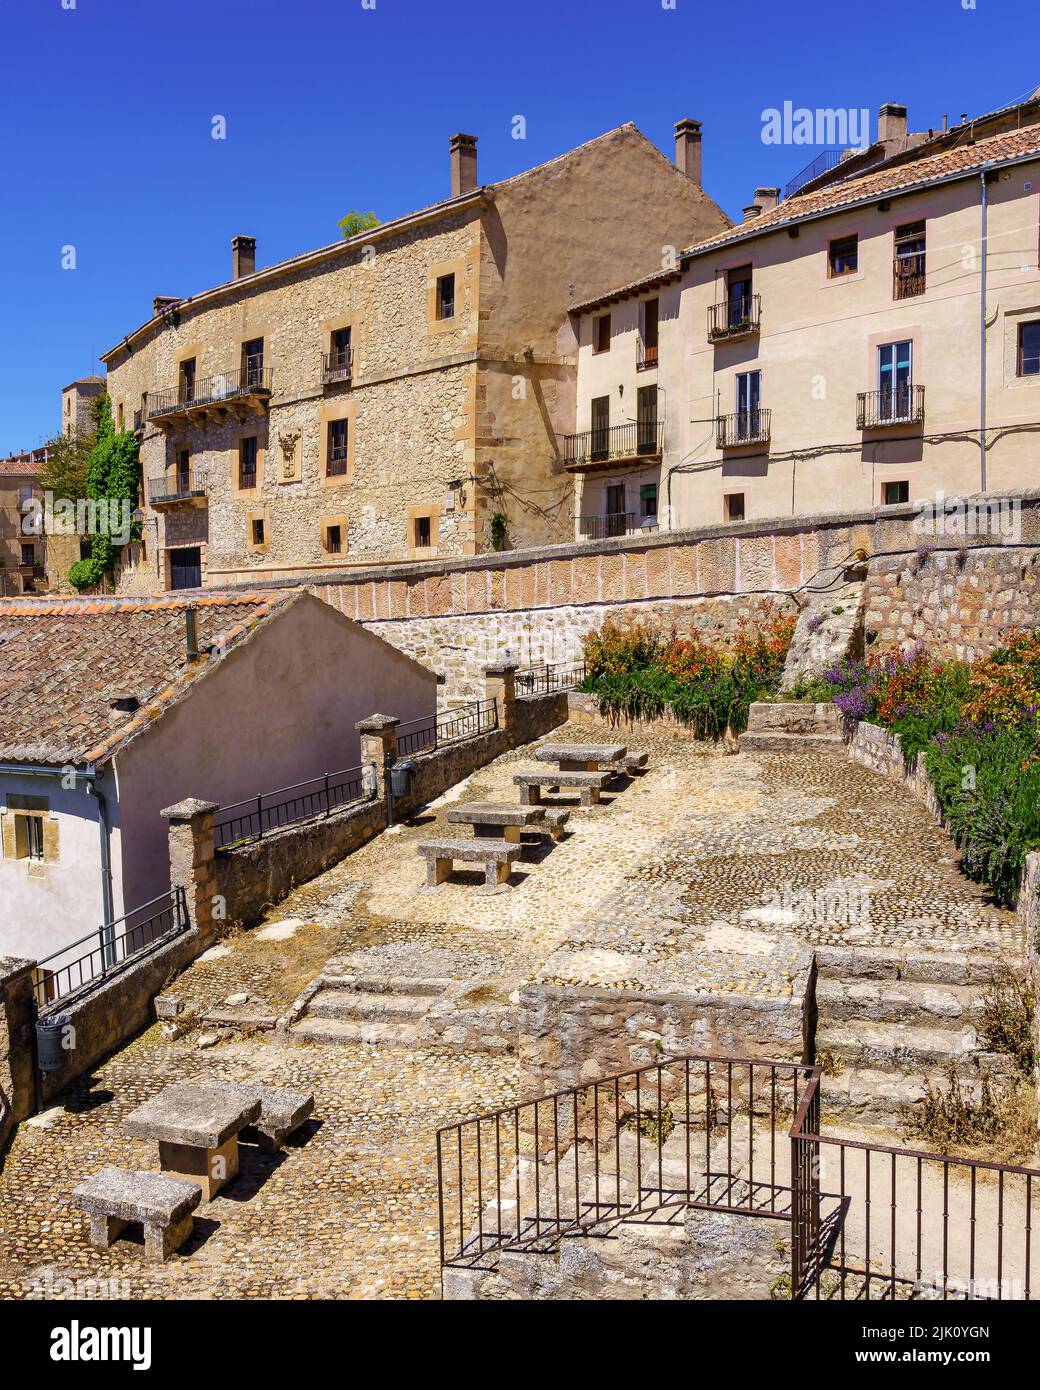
top-left (0, 592), bottom-right (289, 766)
top-left (569, 265), bottom-right (683, 315)
top-left (682, 120), bottom-right (1040, 257)
top-left (0, 458), bottom-right (43, 476)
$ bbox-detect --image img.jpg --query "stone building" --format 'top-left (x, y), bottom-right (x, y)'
top-left (0, 451), bottom-right (47, 595)
top-left (101, 123), bottom-right (729, 590)
top-left (61, 375), bottom-right (105, 436)
top-left (565, 105), bottom-right (1040, 533)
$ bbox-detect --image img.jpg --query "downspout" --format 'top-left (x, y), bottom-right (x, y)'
top-left (979, 168), bottom-right (990, 492)
top-left (86, 779), bottom-right (116, 966)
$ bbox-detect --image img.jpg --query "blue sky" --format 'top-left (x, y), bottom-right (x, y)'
top-left (0, 0), bottom-right (1037, 454)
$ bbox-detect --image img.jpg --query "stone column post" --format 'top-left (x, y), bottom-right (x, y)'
top-left (161, 799), bottom-right (219, 943)
top-left (355, 714), bottom-right (399, 804)
top-left (0, 955), bottom-right (37, 1142)
top-left (483, 661), bottom-right (517, 732)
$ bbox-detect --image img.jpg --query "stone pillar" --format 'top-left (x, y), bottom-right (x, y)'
top-left (483, 661), bottom-right (517, 731)
top-left (161, 799), bottom-right (219, 942)
top-left (0, 955), bottom-right (37, 1146)
top-left (355, 714), bottom-right (399, 803)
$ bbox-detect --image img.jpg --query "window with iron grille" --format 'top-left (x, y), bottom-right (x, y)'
top-left (251, 517), bottom-right (266, 546)
top-left (893, 221), bottom-right (926, 299)
top-left (331, 326), bottom-right (352, 371)
top-left (239, 436), bottom-right (258, 488)
top-left (325, 524), bottom-right (343, 554)
top-left (25, 814), bottom-right (44, 860)
top-left (1018, 321), bottom-right (1040, 377)
top-left (436, 274), bottom-right (455, 320)
top-left (828, 235), bottom-right (858, 277)
top-left (327, 419), bottom-right (349, 476)
top-left (242, 338), bottom-right (264, 386)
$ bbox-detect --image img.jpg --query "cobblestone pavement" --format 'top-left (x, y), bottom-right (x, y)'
top-left (0, 723), bottom-right (1019, 1299)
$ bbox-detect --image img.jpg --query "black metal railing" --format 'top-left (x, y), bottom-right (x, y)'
top-left (857, 384), bottom-right (925, 429)
top-left (213, 765), bottom-right (373, 849)
top-left (578, 511), bottom-right (636, 540)
top-left (717, 408), bottom-right (771, 448)
top-left (32, 887), bottom-right (190, 1013)
top-left (438, 1053), bottom-right (1040, 1300)
top-left (148, 366), bottom-right (274, 418)
top-left (146, 467), bottom-right (208, 504)
top-left (561, 422), bottom-right (664, 468)
top-left (636, 342), bottom-right (659, 371)
top-left (395, 698), bottom-right (499, 757)
top-left (783, 147), bottom-right (846, 199)
top-left (708, 293), bottom-right (761, 341)
top-left (437, 1055), bottom-right (814, 1273)
top-left (894, 254), bottom-right (926, 300)
top-left (514, 662), bottom-right (587, 696)
top-left (322, 347), bottom-right (354, 385)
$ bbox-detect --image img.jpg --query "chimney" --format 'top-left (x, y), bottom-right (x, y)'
top-left (742, 204), bottom-right (762, 223)
top-left (232, 235), bottom-right (256, 280)
top-left (153, 295), bottom-right (180, 317)
top-left (754, 186), bottom-right (780, 213)
top-left (877, 102), bottom-right (908, 144)
top-left (674, 118), bottom-right (702, 186)
top-left (449, 134), bottom-right (478, 197)
top-left (184, 606), bottom-right (199, 661)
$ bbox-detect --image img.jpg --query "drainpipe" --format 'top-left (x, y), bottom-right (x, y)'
top-left (979, 168), bottom-right (990, 493)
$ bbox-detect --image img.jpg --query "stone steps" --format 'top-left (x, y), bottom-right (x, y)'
top-left (738, 731), bottom-right (845, 754)
top-left (814, 943), bottom-right (1005, 988)
top-left (288, 969), bottom-right (453, 1048)
top-left (815, 1018), bottom-right (1015, 1076)
top-left (820, 1065), bottom-right (989, 1126)
top-left (290, 1015), bottom-right (422, 1047)
top-left (816, 976), bottom-right (981, 1026)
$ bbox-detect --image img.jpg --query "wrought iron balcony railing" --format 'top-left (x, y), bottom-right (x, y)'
top-left (578, 511), bottom-right (637, 540)
top-left (636, 342), bottom-right (659, 371)
top-left (148, 366), bottom-right (273, 419)
top-left (146, 466), bottom-right (208, 505)
top-left (322, 347), bottom-right (354, 385)
top-left (893, 254), bottom-right (926, 300)
top-left (717, 408), bottom-right (771, 448)
top-left (857, 384), bottom-right (925, 429)
top-left (561, 421), bottom-right (664, 468)
top-left (708, 293), bottom-right (761, 341)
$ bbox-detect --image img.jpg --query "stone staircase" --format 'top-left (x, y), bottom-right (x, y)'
top-left (813, 943), bottom-right (1016, 1127)
top-left (739, 700), bottom-right (846, 754)
top-left (289, 967), bottom-right (452, 1046)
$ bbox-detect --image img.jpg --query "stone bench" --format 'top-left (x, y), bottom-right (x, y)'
top-left (611, 750), bottom-right (649, 777)
top-left (535, 742), bottom-right (626, 772)
top-left (513, 770), bottom-right (611, 807)
top-left (208, 1083), bottom-right (315, 1152)
top-left (446, 802), bottom-right (546, 843)
top-left (73, 1167), bottom-right (201, 1263)
top-left (419, 836), bottom-right (520, 889)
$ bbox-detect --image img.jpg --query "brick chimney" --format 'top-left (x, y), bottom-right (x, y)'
top-left (450, 134), bottom-right (478, 197)
top-left (674, 118), bottom-right (702, 186)
top-left (742, 204), bottom-right (762, 223)
top-left (232, 235), bottom-right (256, 279)
top-left (754, 186), bottom-right (780, 213)
top-left (877, 102), bottom-right (908, 145)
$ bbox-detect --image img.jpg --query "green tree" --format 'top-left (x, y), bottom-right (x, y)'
top-left (39, 392), bottom-right (105, 504)
top-left (338, 210), bottom-right (380, 239)
top-left (68, 395), bottom-right (141, 592)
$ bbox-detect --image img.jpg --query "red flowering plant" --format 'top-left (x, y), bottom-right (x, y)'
top-left (963, 630), bottom-right (1040, 730)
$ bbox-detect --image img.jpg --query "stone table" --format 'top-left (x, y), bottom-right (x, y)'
top-left (535, 742), bottom-right (625, 772)
top-left (123, 1080), bottom-right (261, 1201)
top-left (446, 802), bottom-right (546, 843)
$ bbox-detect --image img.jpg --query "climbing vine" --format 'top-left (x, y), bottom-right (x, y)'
top-left (68, 395), bottom-right (141, 592)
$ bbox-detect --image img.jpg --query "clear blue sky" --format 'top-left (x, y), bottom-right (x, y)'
top-left (0, 0), bottom-right (1036, 454)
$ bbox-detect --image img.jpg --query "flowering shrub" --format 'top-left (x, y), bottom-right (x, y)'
top-left (962, 631), bottom-right (1040, 730)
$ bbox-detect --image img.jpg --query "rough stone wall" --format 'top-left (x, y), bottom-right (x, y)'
top-left (0, 957), bottom-right (35, 1153)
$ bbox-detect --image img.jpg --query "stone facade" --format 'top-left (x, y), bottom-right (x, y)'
top-left (105, 125), bottom-right (729, 589)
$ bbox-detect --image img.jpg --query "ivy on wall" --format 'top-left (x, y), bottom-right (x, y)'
top-left (68, 396), bottom-right (142, 592)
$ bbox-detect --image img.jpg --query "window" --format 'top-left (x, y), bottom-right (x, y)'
top-left (735, 370), bottom-right (762, 440)
top-left (593, 313), bottom-right (611, 353)
top-left (878, 340), bottom-right (913, 420)
top-left (23, 814), bottom-right (44, 861)
top-left (724, 493), bottom-right (745, 522)
top-left (251, 517), bottom-right (266, 547)
top-left (327, 419), bottom-right (349, 476)
top-left (4, 795), bottom-right (53, 864)
top-left (637, 385), bottom-right (659, 453)
top-left (726, 264), bottom-right (753, 327)
top-left (590, 395), bottom-right (610, 459)
top-left (169, 546), bottom-right (202, 591)
top-left (883, 480), bottom-right (910, 505)
top-left (436, 273), bottom-right (455, 321)
top-left (415, 515), bottom-right (432, 548)
top-left (116, 401), bottom-right (124, 430)
top-left (894, 221), bottom-right (926, 299)
top-left (330, 326), bottom-right (352, 375)
top-left (325, 524), bottom-right (343, 555)
top-left (20, 543), bottom-right (35, 567)
top-left (239, 436), bottom-right (258, 489)
top-left (178, 358), bottom-right (196, 404)
top-left (242, 338), bottom-right (264, 387)
top-left (640, 483), bottom-right (658, 521)
top-left (1018, 321), bottom-right (1040, 377)
top-left (828, 234), bottom-right (858, 277)
top-left (79, 538), bottom-right (92, 562)
top-left (639, 300), bottom-right (658, 368)
top-left (18, 485), bottom-right (32, 507)
top-left (174, 448), bottom-right (190, 493)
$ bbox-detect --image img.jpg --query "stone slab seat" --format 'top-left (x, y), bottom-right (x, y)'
top-left (207, 1082), bottom-right (315, 1152)
top-left (447, 802), bottom-right (546, 843)
top-left (418, 836), bottom-right (520, 889)
top-left (73, 1167), bottom-right (201, 1263)
top-left (611, 751), bottom-right (649, 777)
top-left (512, 769), bottom-right (611, 807)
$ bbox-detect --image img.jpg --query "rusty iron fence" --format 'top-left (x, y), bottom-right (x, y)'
top-left (438, 1053), bottom-right (1040, 1300)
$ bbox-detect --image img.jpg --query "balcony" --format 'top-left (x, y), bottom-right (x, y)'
top-left (578, 511), bottom-right (658, 541)
top-left (636, 342), bottom-right (659, 372)
top-left (322, 347), bottom-right (354, 386)
top-left (857, 385), bottom-right (925, 430)
top-left (717, 408), bottom-right (771, 449)
top-left (146, 466), bottom-right (208, 507)
top-left (561, 421), bottom-right (664, 471)
top-left (893, 255), bottom-right (926, 301)
top-left (708, 294), bottom-right (761, 342)
top-left (147, 366), bottom-right (273, 426)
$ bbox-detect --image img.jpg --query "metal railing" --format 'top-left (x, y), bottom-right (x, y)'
top-left (438, 1053), bottom-right (1040, 1300)
top-left (395, 698), bottom-right (499, 758)
top-left (32, 887), bottom-right (190, 1013)
top-left (708, 293), bottom-right (761, 340)
top-left (213, 765), bottom-right (373, 849)
top-left (322, 347), bottom-right (354, 385)
top-left (578, 511), bottom-right (635, 540)
top-left (146, 467), bottom-right (208, 504)
top-left (514, 661), bottom-right (587, 696)
top-left (894, 254), bottom-right (926, 300)
top-left (857, 384), bottom-right (925, 429)
top-left (717, 408), bottom-right (771, 448)
top-left (438, 1055), bottom-right (813, 1273)
top-left (636, 342), bottom-right (659, 371)
top-left (148, 366), bottom-right (274, 418)
top-left (783, 147), bottom-right (846, 199)
top-left (561, 421), bottom-right (664, 468)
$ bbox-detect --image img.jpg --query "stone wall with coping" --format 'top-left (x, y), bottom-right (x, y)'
top-left (0, 956), bottom-right (35, 1154)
